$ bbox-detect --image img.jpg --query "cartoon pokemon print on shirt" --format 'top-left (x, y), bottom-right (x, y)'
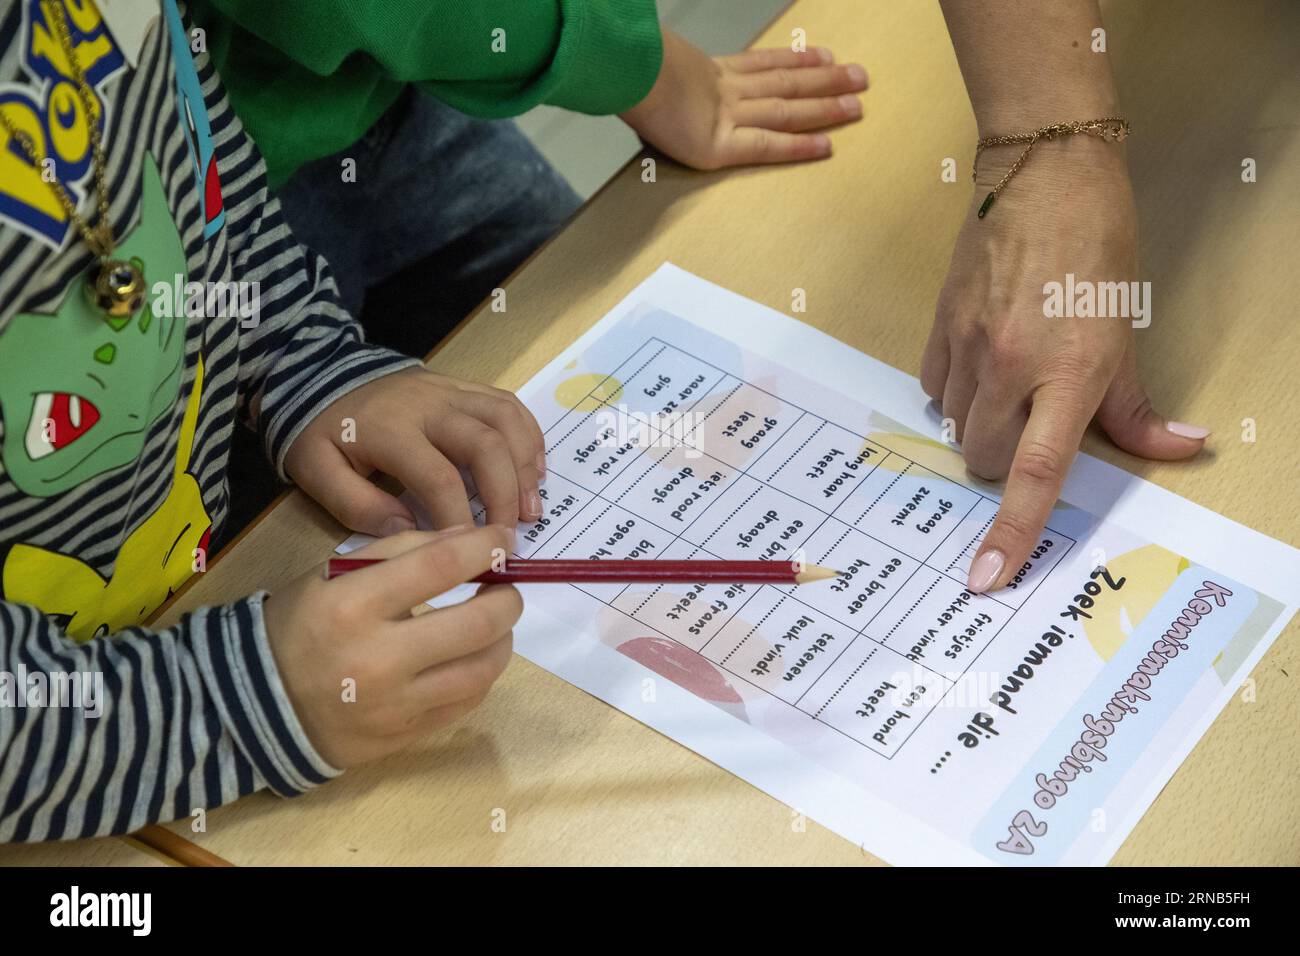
top-left (0, 3), bottom-right (229, 641)
top-left (0, 152), bottom-right (211, 640)
top-left (163, 0), bottom-right (224, 237)
top-left (2, 352), bottom-right (212, 642)
top-left (0, 154), bottom-right (188, 497)
top-left (0, 0), bottom-right (127, 248)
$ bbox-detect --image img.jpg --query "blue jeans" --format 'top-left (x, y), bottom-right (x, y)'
top-left (218, 90), bottom-right (580, 550)
top-left (274, 88), bottom-right (582, 356)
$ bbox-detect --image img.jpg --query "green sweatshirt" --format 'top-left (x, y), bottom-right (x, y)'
top-left (189, 0), bottom-right (664, 188)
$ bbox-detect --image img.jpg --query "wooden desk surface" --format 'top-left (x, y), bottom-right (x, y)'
top-left (0, 837), bottom-right (170, 867)
top-left (145, 0), bottom-right (1299, 865)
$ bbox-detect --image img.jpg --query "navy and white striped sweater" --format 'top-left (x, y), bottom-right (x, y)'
top-left (0, 0), bottom-right (417, 841)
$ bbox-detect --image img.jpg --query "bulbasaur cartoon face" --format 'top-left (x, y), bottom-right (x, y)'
top-left (0, 154), bottom-right (188, 497)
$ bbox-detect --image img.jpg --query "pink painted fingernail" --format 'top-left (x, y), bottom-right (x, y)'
top-left (536, 452), bottom-right (547, 477)
top-left (839, 94), bottom-right (862, 117)
top-left (527, 491), bottom-right (542, 519)
top-left (1166, 421), bottom-right (1210, 440)
top-left (967, 550), bottom-right (1004, 593)
top-left (847, 64), bottom-right (868, 86)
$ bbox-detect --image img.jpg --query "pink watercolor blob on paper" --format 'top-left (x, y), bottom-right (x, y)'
top-left (617, 636), bottom-right (745, 706)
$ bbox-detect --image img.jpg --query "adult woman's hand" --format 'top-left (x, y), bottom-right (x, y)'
top-left (924, 136), bottom-right (1207, 593)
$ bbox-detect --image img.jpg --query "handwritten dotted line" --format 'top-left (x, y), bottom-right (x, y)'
top-left (765, 420), bottom-right (826, 482)
top-left (721, 593), bottom-right (789, 665)
top-left (814, 646), bottom-right (879, 718)
top-left (855, 463), bottom-right (912, 525)
top-left (545, 346), bottom-right (668, 453)
top-left (697, 485), bottom-right (762, 547)
top-left (553, 503), bottom-right (614, 558)
top-left (948, 513), bottom-right (995, 572)
top-left (881, 574), bottom-right (944, 643)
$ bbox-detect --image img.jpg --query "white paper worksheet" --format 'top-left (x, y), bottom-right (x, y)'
top-left (342, 263), bottom-right (1299, 866)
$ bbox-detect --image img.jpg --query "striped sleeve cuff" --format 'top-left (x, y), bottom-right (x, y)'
top-left (189, 594), bottom-right (340, 797)
top-left (261, 336), bottom-right (420, 482)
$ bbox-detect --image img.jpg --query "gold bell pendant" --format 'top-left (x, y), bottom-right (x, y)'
top-left (87, 256), bottom-right (147, 321)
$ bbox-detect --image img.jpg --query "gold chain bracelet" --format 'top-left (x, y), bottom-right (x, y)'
top-left (973, 117), bottom-right (1130, 219)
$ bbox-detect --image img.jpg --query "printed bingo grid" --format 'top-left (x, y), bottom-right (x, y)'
top-left (499, 337), bottom-right (1076, 759)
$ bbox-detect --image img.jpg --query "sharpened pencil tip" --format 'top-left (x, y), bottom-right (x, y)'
top-left (794, 564), bottom-right (842, 583)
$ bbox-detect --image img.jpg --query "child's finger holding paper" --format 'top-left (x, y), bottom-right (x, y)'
top-left (368, 436), bottom-right (476, 532)
top-left (445, 379), bottom-right (547, 474)
top-left (424, 411), bottom-right (527, 527)
top-left (441, 389), bottom-right (544, 520)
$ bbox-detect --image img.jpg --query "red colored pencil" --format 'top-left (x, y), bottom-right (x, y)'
top-left (324, 557), bottom-right (840, 585)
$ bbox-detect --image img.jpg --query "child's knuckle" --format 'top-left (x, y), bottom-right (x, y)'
top-left (359, 703), bottom-right (396, 736)
top-left (418, 543), bottom-right (459, 584)
top-left (474, 423), bottom-right (509, 450)
top-left (458, 600), bottom-right (492, 641)
top-left (768, 97), bottom-right (791, 127)
top-left (331, 591), bottom-right (369, 627)
top-left (427, 463), bottom-right (464, 495)
top-left (473, 645), bottom-right (509, 691)
top-left (352, 646), bottom-right (390, 682)
top-left (485, 387), bottom-right (516, 408)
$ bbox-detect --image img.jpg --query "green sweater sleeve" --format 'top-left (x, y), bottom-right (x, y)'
top-left (193, 0), bottom-right (663, 186)
top-left (419, 0), bottom-right (664, 119)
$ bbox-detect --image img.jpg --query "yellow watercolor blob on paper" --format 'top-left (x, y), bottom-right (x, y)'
top-left (864, 430), bottom-right (985, 490)
top-left (555, 373), bottom-right (623, 412)
top-left (1080, 544), bottom-right (1191, 660)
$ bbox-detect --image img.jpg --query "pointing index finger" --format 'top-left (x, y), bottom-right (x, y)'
top-left (967, 388), bottom-right (1093, 593)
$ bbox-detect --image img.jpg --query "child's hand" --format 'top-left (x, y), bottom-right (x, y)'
top-left (922, 142), bottom-right (1207, 593)
top-left (620, 30), bottom-right (867, 170)
top-left (284, 368), bottom-right (546, 535)
top-left (264, 525), bottom-right (520, 768)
